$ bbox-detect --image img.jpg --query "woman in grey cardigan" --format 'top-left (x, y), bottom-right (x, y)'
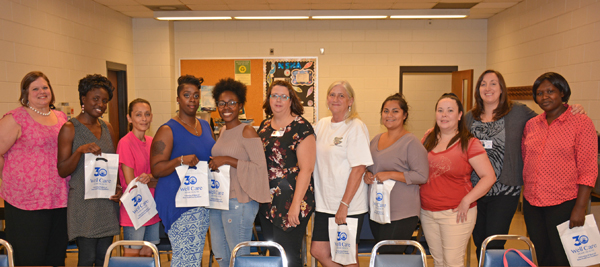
top-left (466, 70), bottom-right (585, 257)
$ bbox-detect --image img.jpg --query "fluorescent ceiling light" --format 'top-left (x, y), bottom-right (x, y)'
top-left (312, 15), bottom-right (387, 19)
top-left (234, 16), bottom-right (309, 20)
top-left (154, 9), bottom-right (469, 21)
top-left (156, 16), bottom-right (231, 20)
top-left (390, 15), bottom-right (467, 19)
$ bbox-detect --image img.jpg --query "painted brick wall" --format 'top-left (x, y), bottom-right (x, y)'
top-left (488, 0), bottom-right (600, 130)
top-left (170, 19), bottom-right (488, 137)
top-left (0, 0), bottom-right (134, 119)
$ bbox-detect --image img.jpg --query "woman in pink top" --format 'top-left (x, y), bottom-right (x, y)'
top-left (0, 71), bottom-right (70, 266)
top-left (522, 72), bottom-right (598, 266)
top-left (117, 98), bottom-right (161, 257)
top-left (420, 93), bottom-right (496, 267)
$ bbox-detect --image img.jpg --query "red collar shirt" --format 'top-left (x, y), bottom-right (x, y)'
top-left (521, 105), bottom-right (598, 207)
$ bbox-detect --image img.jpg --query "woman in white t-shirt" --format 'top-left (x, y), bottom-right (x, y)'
top-left (310, 80), bottom-right (373, 267)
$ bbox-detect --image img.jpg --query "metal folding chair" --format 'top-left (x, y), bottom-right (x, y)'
top-left (0, 239), bottom-right (14, 267)
top-left (230, 241), bottom-right (287, 267)
top-left (369, 240), bottom-right (427, 267)
top-left (103, 240), bottom-right (160, 267)
top-left (479, 235), bottom-right (537, 267)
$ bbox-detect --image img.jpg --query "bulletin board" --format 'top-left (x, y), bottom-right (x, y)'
top-left (264, 58), bottom-right (317, 123)
top-left (180, 57), bottom-right (318, 126)
top-left (180, 59), bottom-right (264, 126)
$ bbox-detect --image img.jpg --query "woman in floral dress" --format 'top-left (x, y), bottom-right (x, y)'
top-left (257, 80), bottom-right (316, 267)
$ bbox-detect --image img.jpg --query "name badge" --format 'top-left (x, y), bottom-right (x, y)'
top-left (271, 130), bottom-right (284, 137)
top-left (481, 140), bottom-right (493, 149)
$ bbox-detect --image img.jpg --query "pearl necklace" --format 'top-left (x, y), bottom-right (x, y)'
top-left (178, 116), bottom-right (198, 135)
top-left (28, 105), bottom-right (51, 116)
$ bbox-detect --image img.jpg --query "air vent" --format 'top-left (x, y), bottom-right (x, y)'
top-left (145, 5), bottom-right (191, 11)
top-left (432, 3), bottom-right (478, 9)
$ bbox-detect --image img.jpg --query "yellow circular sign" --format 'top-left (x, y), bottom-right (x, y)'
top-left (239, 66), bottom-right (247, 73)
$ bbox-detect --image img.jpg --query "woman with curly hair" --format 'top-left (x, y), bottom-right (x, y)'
top-left (208, 78), bottom-right (270, 267)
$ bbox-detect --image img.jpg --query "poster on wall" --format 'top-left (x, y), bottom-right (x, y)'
top-left (264, 58), bottom-right (317, 123)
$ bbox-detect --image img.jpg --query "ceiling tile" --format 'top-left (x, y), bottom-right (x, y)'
top-left (94, 0), bottom-right (139, 5)
top-left (120, 10), bottom-right (155, 17)
top-left (391, 2), bottom-right (437, 9)
top-left (110, 5), bottom-right (153, 11)
top-left (351, 3), bottom-right (393, 9)
top-left (228, 4), bottom-right (271, 10)
top-left (309, 3), bottom-right (352, 10)
top-left (187, 4), bottom-right (231, 10)
top-left (473, 2), bottom-right (518, 8)
top-left (134, 0), bottom-right (184, 5)
top-left (269, 3), bottom-right (311, 10)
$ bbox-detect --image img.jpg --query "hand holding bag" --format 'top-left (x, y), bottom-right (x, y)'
top-left (328, 217), bottom-right (358, 265)
top-left (120, 178), bottom-right (158, 230)
top-left (208, 165), bottom-right (230, 210)
top-left (84, 153), bottom-right (119, 199)
top-left (369, 180), bottom-right (395, 224)
top-left (175, 161), bottom-right (210, 207)
top-left (557, 214), bottom-right (600, 266)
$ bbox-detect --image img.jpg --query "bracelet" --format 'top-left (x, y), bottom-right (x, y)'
top-left (180, 155), bottom-right (184, 166)
top-left (340, 200), bottom-right (349, 208)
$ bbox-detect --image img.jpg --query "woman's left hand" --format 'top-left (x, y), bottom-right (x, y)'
top-left (571, 104), bottom-right (587, 115)
top-left (110, 184), bottom-right (123, 203)
top-left (373, 172), bottom-right (392, 182)
top-left (137, 173), bottom-right (152, 184)
top-left (335, 204), bottom-right (348, 225)
top-left (288, 204), bottom-right (301, 227)
top-left (569, 205), bottom-right (587, 228)
top-left (208, 156), bottom-right (232, 170)
top-left (452, 198), bottom-right (471, 223)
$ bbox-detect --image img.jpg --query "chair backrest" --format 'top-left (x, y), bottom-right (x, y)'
top-left (479, 235), bottom-right (537, 267)
top-left (103, 240), bottom-right (160, 267)
top-left (0, 239), bottom-right (14, 267)
top-left (230, 241), bottom-right (287, 267)
top-left (369, 240), bottom-right (427, 267)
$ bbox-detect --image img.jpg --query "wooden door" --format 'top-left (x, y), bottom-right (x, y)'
top-left (451, 69), bottom-right (474, 111)
top-left (106, 70), bottom-right (120, 140)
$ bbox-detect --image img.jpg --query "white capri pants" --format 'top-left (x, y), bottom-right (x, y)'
top-left (420, 207), bottom-right (477, 267)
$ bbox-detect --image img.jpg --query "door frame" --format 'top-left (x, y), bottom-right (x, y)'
top-left (398, 66), bottom-right (458, 94)
top-left (106, 61), bottom-right (128, 140)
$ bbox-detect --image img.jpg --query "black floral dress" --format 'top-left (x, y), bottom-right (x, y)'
top-left (258, 116), bottom-right (315, 232)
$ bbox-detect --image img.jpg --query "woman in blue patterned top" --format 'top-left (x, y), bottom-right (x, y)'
top-left (150, 75), bottom-right (215, 267)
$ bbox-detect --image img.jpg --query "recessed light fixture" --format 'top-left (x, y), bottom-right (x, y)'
top-left (234, 16), bottom-right (309, 20)
top-left (390, 15), bottom-right (467, 19)
top-left (156, 17), bottom-right (232, 20)
top-left (312, 15), bottom-right (387, 19)
top-left (154, 9), bottom-right (469, 21)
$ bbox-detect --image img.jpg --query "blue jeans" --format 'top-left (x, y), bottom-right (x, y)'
top-left (122, 222), bottom-right (160, 249)
top-left (209, 199), bottom-right (259, 267)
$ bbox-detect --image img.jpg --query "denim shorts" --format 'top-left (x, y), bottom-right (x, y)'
top-left (122, 222), bottom-right (160, 249)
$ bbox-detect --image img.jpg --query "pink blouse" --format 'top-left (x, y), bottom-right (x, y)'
top-left (0, 107), bottom-right (70, 210)
top-left (117, 131), bottom-right (161, 227)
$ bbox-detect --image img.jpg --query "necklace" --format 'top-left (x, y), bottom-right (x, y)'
top-left (179, 116), bottom-right (198, 135)
top-left (28, 105), bottom-right (51, 116)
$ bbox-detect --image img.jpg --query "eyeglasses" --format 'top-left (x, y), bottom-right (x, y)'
top-left (217, 100), bottom-right (239, 108)
top-left (270, 94), bottom-right (290, 101)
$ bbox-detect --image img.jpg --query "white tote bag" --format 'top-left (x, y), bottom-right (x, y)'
top-left (328, 217), bottom-right (358, 265)
top-left (175, 161), bottom-right (210, 208)
top-left (208, 165), bottom-right (230, 210)
top-left (120, 178), bottom-right (158, 230)
top-left (369, 180), bottom-right (395, 224)
top-left (84, 153), bottom-right (119, 199)
top-left (557, 214), bottom-right (600, 266)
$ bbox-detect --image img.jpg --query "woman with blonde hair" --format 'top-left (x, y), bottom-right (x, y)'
top-left (310, 81), bottom-right (373, 267)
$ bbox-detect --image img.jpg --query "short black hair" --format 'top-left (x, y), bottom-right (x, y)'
top-left (532, 72), bottom-right (571, 104)
top-left (177, 75), bottom-right (203, 95)
top-left (212, 78), bottom-right (247, 105)
top-left (78, 74), bottom-right (114, 105)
